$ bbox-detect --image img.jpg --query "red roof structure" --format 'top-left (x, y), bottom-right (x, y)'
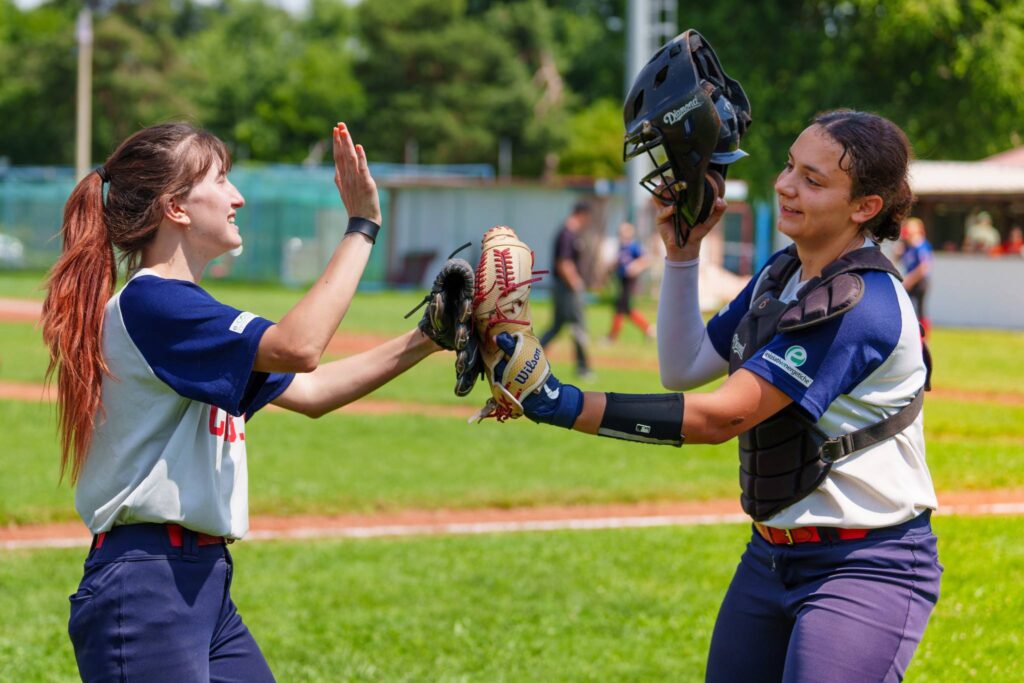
top-left (984, 147), bottom-right (1024, 165)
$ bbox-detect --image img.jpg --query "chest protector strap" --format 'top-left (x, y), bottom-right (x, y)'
top-left (730, 244), bottom-right (928, 521)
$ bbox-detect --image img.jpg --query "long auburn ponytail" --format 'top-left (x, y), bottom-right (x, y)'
top-left (41, 123), bottom-right (231, 483)
top-left (41, 173), bottom-right (116, 483)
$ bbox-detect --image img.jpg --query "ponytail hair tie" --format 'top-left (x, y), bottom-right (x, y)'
top-left (96, 166), bottom-right (109, 183)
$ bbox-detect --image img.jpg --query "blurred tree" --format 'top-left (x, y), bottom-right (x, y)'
top-left (833, 0), bottom-right (1024, 160)
top-left (0, 0), bottom-right (200, 164)
top-left (0, 0), bottom-right (77, 164)
top-left (354, 0), bottom-right (566, 175)
top-left (558, 98), bottom-right (623, 178)
top-left (182, 0), bottom-right (364, 162)
top-left (91, 2), bottom-right (200, 154)
top-left (1, 0), bottom-right (1021, 181)
top-left (667, 0), bottom-right (1024, 197)
top-left (551, 0), bottom-right (627, 103)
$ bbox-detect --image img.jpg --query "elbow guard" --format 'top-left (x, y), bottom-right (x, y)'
top-left (598, 392), bottom-right (685, 447)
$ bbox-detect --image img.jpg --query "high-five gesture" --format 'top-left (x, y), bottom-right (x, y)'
top-left (332, 122), bottom-right (381, 225)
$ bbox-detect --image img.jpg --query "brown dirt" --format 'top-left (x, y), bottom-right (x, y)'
top-left (0, 297), bottom-right (43, 323)
top-left (0, 380), bottom-right (471, 419)
top-left (3, 490), bottom-right (1023, 549)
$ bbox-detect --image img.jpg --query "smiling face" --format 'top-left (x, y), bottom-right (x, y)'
top-left (176, 160), bottom-right (245, 260)
top-left (774, 124), bottom-right (880, 251)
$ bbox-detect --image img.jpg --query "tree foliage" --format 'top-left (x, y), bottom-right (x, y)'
top-left (351, 0), bottom-right (566, 175)
top-left (0, 0), bottom-right (1021, 194)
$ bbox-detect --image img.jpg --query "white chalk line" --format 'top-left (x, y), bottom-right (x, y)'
top-left (4, 504), bottom-right (1024, 552)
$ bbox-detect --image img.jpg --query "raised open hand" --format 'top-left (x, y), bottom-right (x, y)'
top-left (332, 122), bottom-right (381, 225)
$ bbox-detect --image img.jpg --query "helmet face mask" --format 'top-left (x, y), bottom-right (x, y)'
top-left (623, 30), bottom-right (752, 246)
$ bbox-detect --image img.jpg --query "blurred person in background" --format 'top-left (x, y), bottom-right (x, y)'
top-left (900, 217), bottom-right (933, 337)
top-left (1000, 225), bottom-right (1023, 256)
top-left (605, 221), bottom-right (654, 343)
top-left (42, 122), bottom-right (446, 681)
top-left (540, 201), bottom-right (595, 380)
top-left (962, 209), bottom-right (1000, 253)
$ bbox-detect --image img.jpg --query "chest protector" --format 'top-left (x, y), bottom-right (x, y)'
top-left (729, 244), bottom-right (929, 521)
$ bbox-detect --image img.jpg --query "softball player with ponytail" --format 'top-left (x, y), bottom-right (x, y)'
top-left (42, 122), bottom-right (444, 681)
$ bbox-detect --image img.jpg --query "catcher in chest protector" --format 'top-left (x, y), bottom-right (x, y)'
top-left (468, 29), bottom-right (941, 683)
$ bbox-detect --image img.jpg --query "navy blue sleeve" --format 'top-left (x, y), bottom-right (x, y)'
top-left (242, 372), bottom-right (295, 421)
top-left (740, 271), bottom-right (903, 420)
top-left (120, 276), bottom-right (281, 417)
top-left (706, 250), bottom-right (786, 360)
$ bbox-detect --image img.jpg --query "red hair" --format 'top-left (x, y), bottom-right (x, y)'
top-left (42, 123), bottom-right (230, 483)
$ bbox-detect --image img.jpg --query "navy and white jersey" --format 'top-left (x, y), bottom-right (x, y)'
top-left (707, 241), bottom-right (937, 528)
top-left (75, 269), bottom-right (294, 539)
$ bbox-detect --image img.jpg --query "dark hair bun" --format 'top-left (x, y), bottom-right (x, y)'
top-left (813, 110), bottom-right (914, 242)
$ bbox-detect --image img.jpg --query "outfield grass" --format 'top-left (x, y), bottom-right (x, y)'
top-left (3, 395), bottom-right (1024, 525)
top-left (1, 515), bottom-right (1021, 681)
top-left (0, 270), bottom-right (49, 300)
top-left (3, 269), bottom-right (1023, 394)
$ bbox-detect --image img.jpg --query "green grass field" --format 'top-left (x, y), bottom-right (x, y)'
top-left (2, 516), bottom-right (1022, 682)
top-left (1, 270), bottom-right (1022, 680)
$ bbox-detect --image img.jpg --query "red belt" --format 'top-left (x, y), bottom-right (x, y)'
top-left (755, 523), bottom-right (870, 545)
top-left (93, 524), bottom-right (226, 549)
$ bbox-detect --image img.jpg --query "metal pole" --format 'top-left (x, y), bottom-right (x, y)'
top-left (75, 6), bottom-right (94, 181)
top-left (625, 0), bottom-right (678, 237)
top-left (625, 0), bottom-right (651, 231)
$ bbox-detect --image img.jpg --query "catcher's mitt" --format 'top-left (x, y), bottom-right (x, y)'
top-left (406, 257), bottom-right (482, 396)
top-left (470, 226), bottom-right (548, 421)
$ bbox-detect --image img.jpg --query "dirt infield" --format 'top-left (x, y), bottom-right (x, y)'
top-left (0, 380), bottom-right (472, 419)
top-left (3, 489), bottom-right (1024, 551)
top-left (0, 297), bottom-right (43, 323)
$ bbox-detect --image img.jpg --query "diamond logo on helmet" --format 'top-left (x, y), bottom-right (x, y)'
top-left (663, 96), bottom-right (703, 126)
top-left (623, 30), bottom-right (752, 246)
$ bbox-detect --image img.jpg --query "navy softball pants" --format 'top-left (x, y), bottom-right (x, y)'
top-left (69, 523), bottom-right (275, 682)
top-left (705, 511), bottom-right (942, 683)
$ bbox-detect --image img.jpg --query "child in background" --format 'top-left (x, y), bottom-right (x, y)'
top-left (606, 222), bottom-right (654, 342)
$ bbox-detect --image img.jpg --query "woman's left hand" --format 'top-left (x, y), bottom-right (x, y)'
top-left (332, 122), bottom-right (382, 225)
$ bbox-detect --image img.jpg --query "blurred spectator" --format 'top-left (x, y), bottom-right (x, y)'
top-left (900, 217), bottom-right (933, 337)
top-left (605, 222), bottom-right (654, 343)
top-left (540, 202), bottom-right (594, 380)
top-left (0, 233), bottom-right (25, 267)
top-left (1000, 226), bottom-right (1023, 256)
top-left (962, 210), bottom-right (1000, 253)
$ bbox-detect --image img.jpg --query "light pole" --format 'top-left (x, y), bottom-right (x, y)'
top-left (75, 2), bottom-right (98, 181)
top-left (625, 0), bottom-right (677, 235)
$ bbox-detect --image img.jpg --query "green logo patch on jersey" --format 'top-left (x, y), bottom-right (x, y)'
top-left (784, 345), bottom-right (807, 367)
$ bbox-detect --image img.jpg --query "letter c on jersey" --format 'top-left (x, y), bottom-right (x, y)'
top-left (208, 407), bottom-right (244, 443)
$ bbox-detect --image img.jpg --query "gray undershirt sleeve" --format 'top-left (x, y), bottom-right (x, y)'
top-left (656, 258), bottom-right (729, 390)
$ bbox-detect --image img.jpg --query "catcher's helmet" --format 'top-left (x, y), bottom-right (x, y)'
top-left (623, 30), bottom-right (751, 245)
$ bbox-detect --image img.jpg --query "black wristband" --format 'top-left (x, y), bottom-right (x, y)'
top-left (597, 392), bottom-right (685, 447)
top-left (345, 217), bottom-right (380, 244)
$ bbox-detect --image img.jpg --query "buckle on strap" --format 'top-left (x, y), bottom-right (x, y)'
top-left (819, 434), bottom-right (855, 463)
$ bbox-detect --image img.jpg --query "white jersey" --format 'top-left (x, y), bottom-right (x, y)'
top-left (705, 242), bottom-right (937, 529)
top-left (75, 269), bottom-right (293, 539)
